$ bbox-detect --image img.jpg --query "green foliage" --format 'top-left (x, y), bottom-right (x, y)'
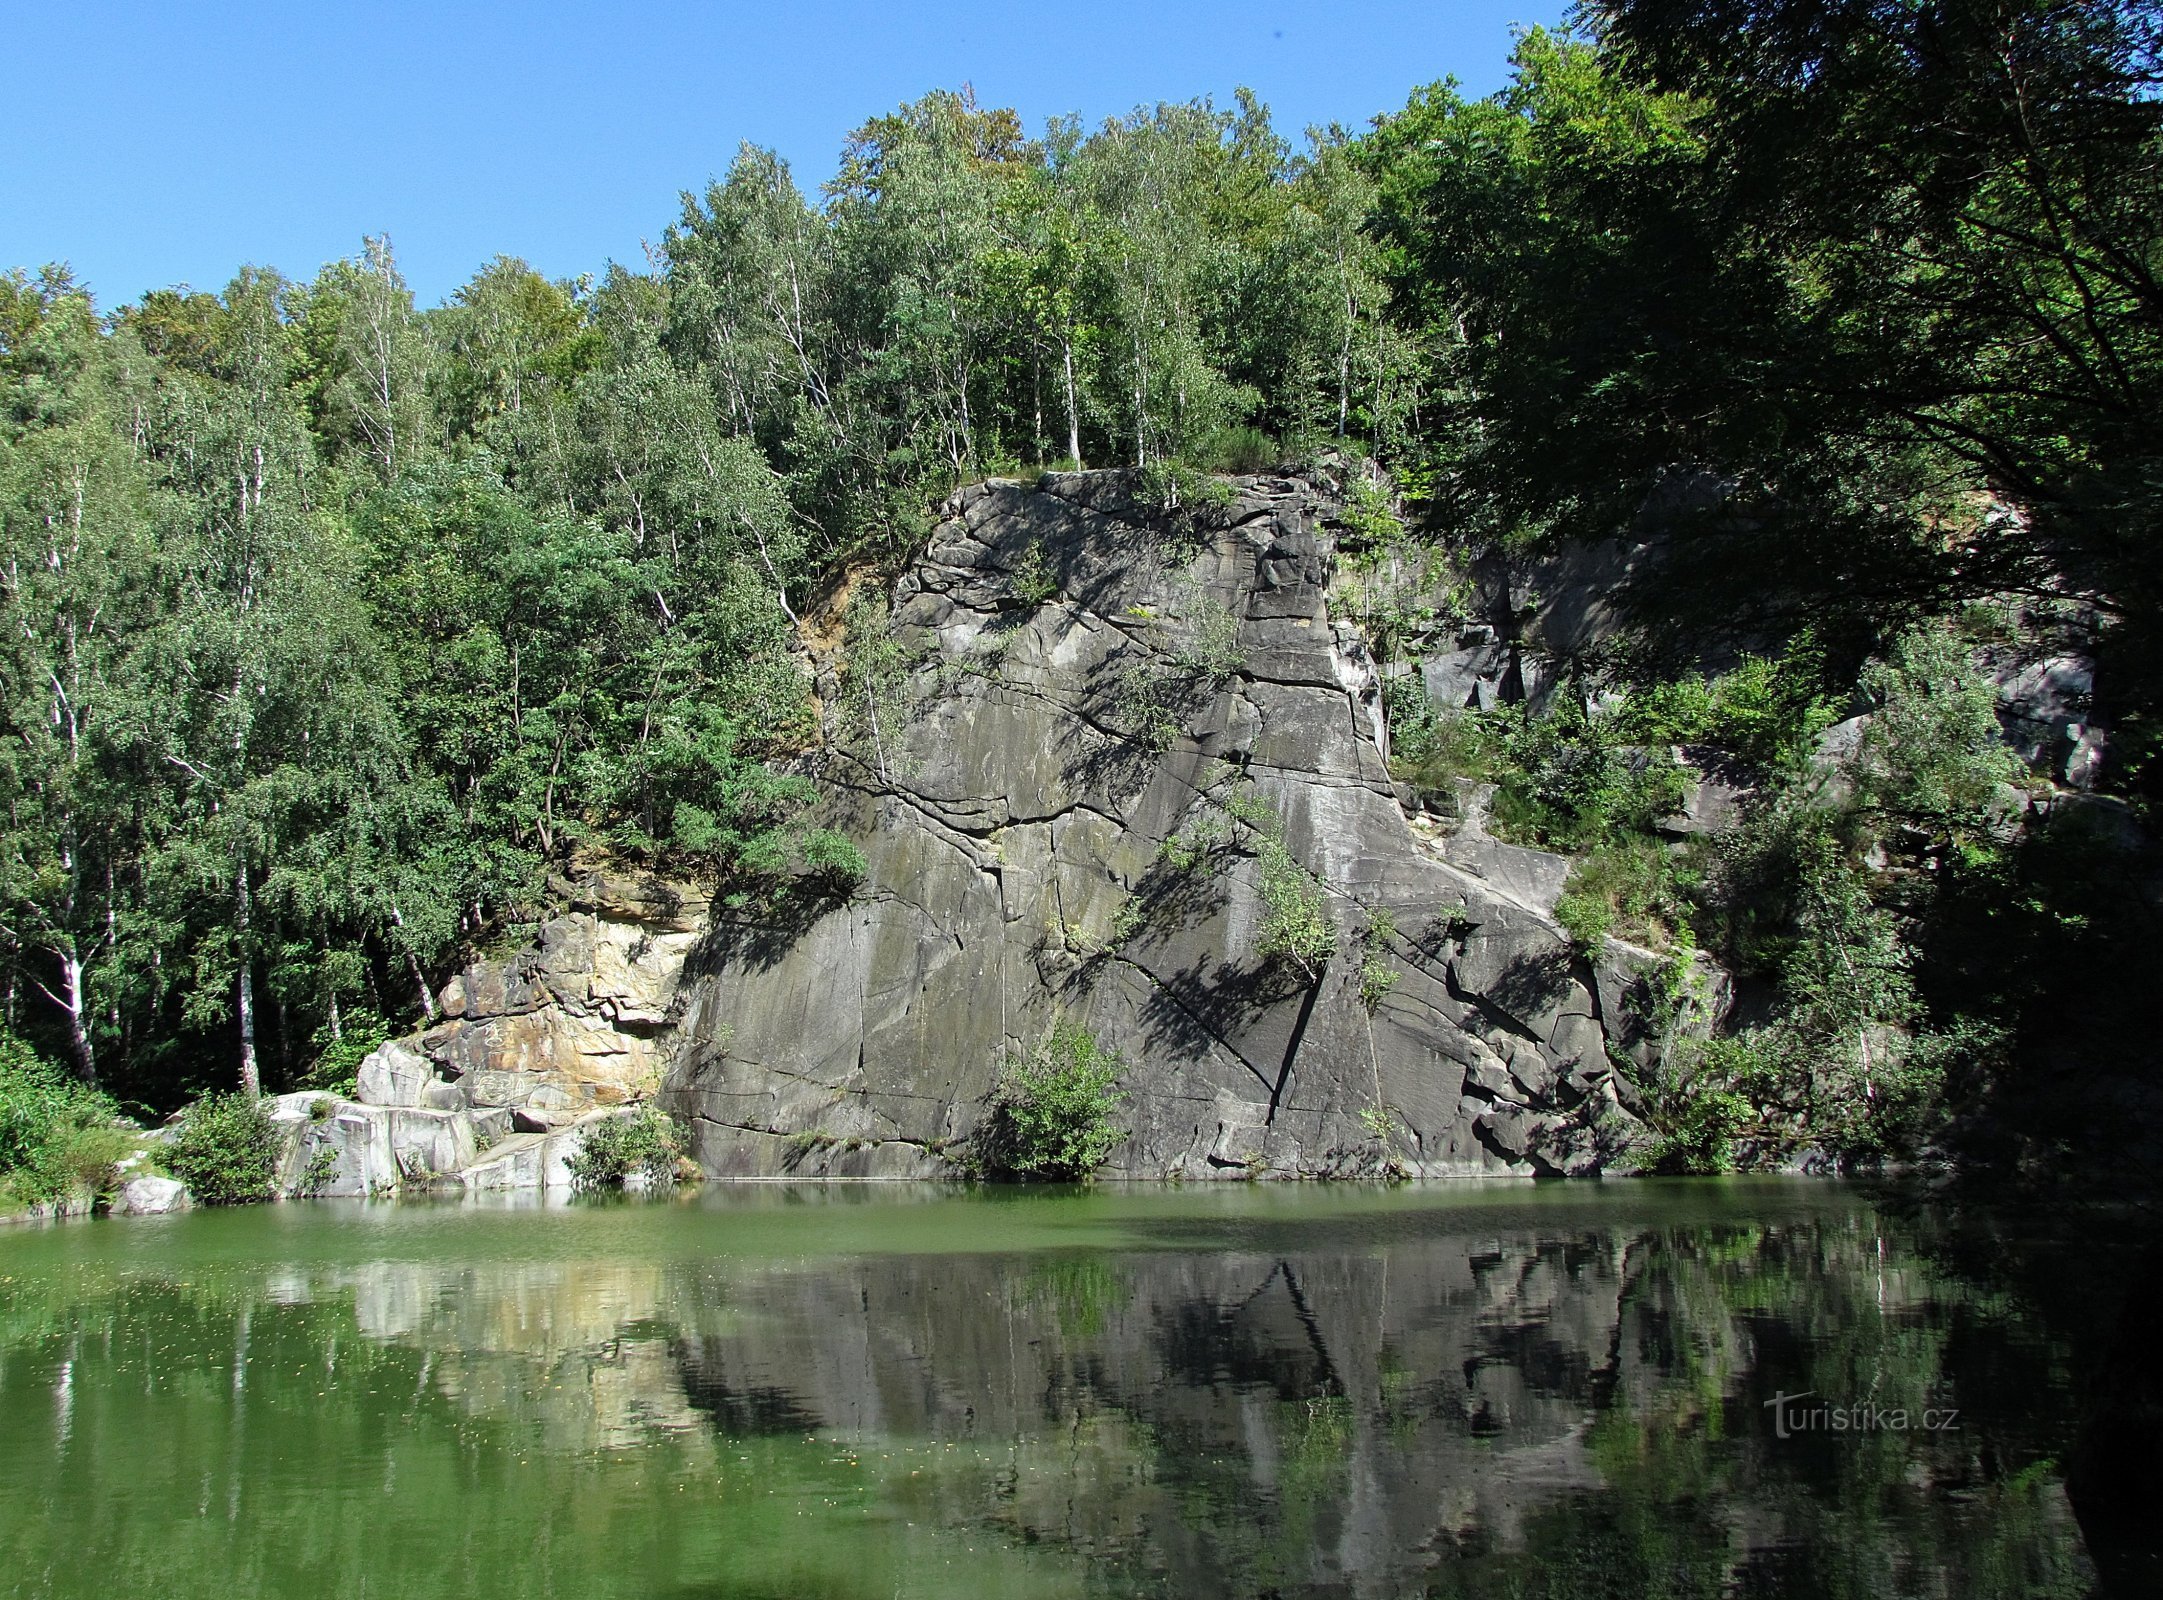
top-left (1008, 545), bottom-right (1058, 606)
top-left (972, 1021), bottom-right (1127, 1181)
top-left (1159, 812), bottom-right (1233, 872)
top-left (1337, 476), bottom-right (1404, 546)
top-left (9, 90), bottom-right (1404, 1114)
top-left (297, 1141), bottom-right (340, 1195)
top-left (1601, 639), bottom-right (1838, 774)
top-left (0, 1032), bottom-right (128, 1207)
top-left (1502, 704), bottom-right (1691, 849)
top-left (1552, 889), bottom-right (1614, 952)
top-left (837, 590), bottom-right (916, 778)
top-left (1702, 645), bottom-right (1840, 771)
top-left (798, 829), bottom-right (868, 891)
top-left (1169, 589), bottom-right (1246, 681)
top-left (1356, 911), bottom-right (1400, 1010)
top-left (299, 1011), bottom-right (392, 1099)
top-left (1385, 690), bottom-right (1494, 790)
top-left (1556, 834), bottom-right (1694, 950)
top-left (565, 1106), bottom-right (688, 1191)
top-left (1852, 624), bottom-right (2023, 825)
top-left (1136, 461), bottom-right (1235, 520)
top-left (1116, 661), bottom-right (1189, 753)
top-left (1356, 1104), bottom-right (1399, 1144)
top-left (1255, 838), bottom-right (1335, 977)
top-left (164, 1092), bottom-right (282, 1205)
top-left (1647, 1084), bottom-right (1753, 1176)
top-left (1104, 895), bottom-right (1144, 949)
top-left (1675, 796), bottom-right (1963, 1165)
top-left (5, 24), bottom-right (2154, 1176)
top-left (1196, 425), bottom-right (1277, 473)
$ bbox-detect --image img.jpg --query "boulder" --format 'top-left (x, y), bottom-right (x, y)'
top-left (460, 1109), bottom-right (634, 1191)
top-left (356, 1041), bottom-right (437, 1108)
top-left (118, 1176), bottom-right (189, 1215)
top-left (1422, 642), bottom-right (1511, 712)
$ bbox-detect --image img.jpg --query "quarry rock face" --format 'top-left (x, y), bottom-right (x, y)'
top-left (417, 869), bottom-right (705, 1130)
top-left (660, 472), bottom-right (1686, 1179)
top-left (244, 867), bottom-right (705, 1197)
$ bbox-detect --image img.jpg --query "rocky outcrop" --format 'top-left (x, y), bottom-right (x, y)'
top-left (660, 472), bottom-right (1692, 1179)
top-left (250, 867), bottom-right (702, 1196)
top-left (417, 868), bottom-right (706, 1128)
top-left (264, 1084), bottom-right (646, 1198)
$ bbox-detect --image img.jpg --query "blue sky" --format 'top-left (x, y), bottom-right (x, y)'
top-left (3, 1), bottom-right (1561, 311)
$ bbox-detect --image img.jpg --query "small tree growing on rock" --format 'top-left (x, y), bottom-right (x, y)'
top-left (1255, 839), bottom-right (1335, 980)
top-left (970, 1022), bottom-right (1126, 1181)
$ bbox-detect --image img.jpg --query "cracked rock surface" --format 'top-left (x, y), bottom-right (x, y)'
top-left (662, 472), bottom-right (1683, 1179)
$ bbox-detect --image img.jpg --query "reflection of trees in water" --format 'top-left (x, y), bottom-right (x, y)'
top-left (0, 1204), bottom-right (2105, 1599)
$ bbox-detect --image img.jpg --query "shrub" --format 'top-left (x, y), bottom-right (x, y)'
top-left (1117, 662), bottom-right (1188, 752)
top-left (1852, 623), bottom-right (2021, 823)
top-left (1553, 889), bottom-right (1615, 951)
top-left (1385, 679), bottom-right (1515, 788)
top-left (973, 1022), bottom-right (1126, 1181)
top-left (1648, 1087), bottom-right (1753, 1175)
top-left (566, 1106), bottom-right (687, 1191)
top-left (1170, 592), bottom-right (1246, 681)
top-left (1009, 545), bottom-right (1058, 605)
top-left (1555, 835), bottom-right (1693, 950)
top-left (1197, 424), bottom-right (1277, 473)
top-left (1705, 642), bottom-right (1837, 770)
top-left (1338, 476), bottom-right (1405, 546)
top-left (1356, 912), bottom-right (1400, 1010)
top-left (0, 1035), bottom-right (128, 1208)
top-left (1137, 460), bottom-right (1235, 520)
top-left (164, 1092), bottom-right (282, 1205)
top-left (1255, 839), bottom-right (1335, 978)
top-left (1160, 812), bottom-right (1233, 872)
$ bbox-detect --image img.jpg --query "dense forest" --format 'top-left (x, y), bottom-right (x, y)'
top-left (3, 0), bottom-right (2158, 1174)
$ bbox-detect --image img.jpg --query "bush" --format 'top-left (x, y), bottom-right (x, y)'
top-left (1197, 424), bottom-right (1278, 473)
top-left (0, 1036), bottom-right (129, 1207)
top-left (1852, 623), bottom-right (2022, 823)
top-left (1136, 460), bottom-right (1235, 520)
top-left (566, 1106), bottom-right (687, 1191)
top-left (973, 1022), bottom-right (1127, 1181)
top-left (1117, 662), bottom-right (1190, 752)
top-left (1610, 639), bottom-right (1836, 773)
top-left (1170, 592), bottom-right (1246, 680)
top-left (1553, 889), bottom-right (1615, 951)
top-left (1255, 839), bottom-right (1336, 977)
top-left (1555, 835), bottom-right (1694, 950)
top-left (1008, 545), bottom-right (1058, 605)
top-left (164, 1092), bottom-right (282, 1205)
top-left (1357, 911), bottom-right (1400, 1010)
top-left (1648, 1086), bottom-right (1753, 1175)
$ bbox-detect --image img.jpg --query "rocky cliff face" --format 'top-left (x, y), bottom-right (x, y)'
top-left (660, 472), bottom-right (1688, 1179)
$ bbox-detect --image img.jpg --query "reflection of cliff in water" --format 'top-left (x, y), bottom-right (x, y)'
top-left (280, 1205), bottom-right (2094, 1598)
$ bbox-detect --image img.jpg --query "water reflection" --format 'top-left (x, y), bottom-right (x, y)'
top-left (0, 1185), bottom-right (2119, 1598)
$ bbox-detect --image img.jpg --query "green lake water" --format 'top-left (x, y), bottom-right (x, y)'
top-left (0, 1180), bottom-right (2147, 1599)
